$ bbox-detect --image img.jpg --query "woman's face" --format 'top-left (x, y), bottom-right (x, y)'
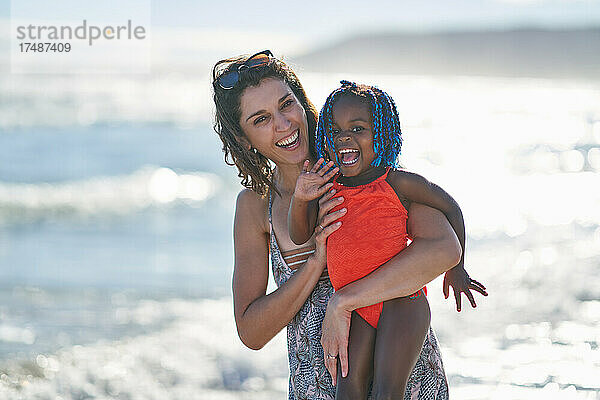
top-left (238, 78), bottom-right (310, 167)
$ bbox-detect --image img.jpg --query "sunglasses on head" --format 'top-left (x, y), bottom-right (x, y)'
top-left (217, 50), bottom-right (273, 90)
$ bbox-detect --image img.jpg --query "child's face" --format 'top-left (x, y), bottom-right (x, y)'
top-left (327, 95), bottom-right (377, 177)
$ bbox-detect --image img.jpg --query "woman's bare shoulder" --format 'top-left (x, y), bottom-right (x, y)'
top-left (235, 188), bottom-right (269, 234)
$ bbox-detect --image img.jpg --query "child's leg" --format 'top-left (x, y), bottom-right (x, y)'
top-left (372, 294), bottom-right (431, 399)
top-left (335, 310), bottom-right (376, 400)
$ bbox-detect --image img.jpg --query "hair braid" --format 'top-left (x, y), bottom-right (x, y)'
top-left (315, 80), bottom-right (403, 169)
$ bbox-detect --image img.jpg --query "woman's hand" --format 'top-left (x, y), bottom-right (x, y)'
top-left (296, 180), bottom-right (348, 385)
top-left (321, 292), bottom-right (352, 386)
top-left (311, 186), bottom-right (346, 264)
top-left (312, 187), bottom-right (351, 386)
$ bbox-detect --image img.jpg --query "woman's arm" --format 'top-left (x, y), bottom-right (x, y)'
top-left (335, 202), bottom-right (461, 309)
top-left (322, 203), bottom-right (461, 382)
top-left (233, 188), bottom-right (340, 350)
top-left (388, 170), bottom-right (465, 270)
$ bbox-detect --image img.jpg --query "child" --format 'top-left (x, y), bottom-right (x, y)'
top-left (288, 80), bottom-right (487, 398)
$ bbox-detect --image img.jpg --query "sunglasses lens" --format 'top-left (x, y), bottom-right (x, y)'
top-left (218, 70), bottom-right (239, 89)
top-left (218, 51), bottom-right (271, 89)
top-left (245, 53), bottom-right (270, 68)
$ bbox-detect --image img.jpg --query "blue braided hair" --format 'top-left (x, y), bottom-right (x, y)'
top-left (315, 80), bottom-right (402, 168)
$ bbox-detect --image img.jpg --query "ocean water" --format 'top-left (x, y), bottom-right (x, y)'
top-left (0, 71), bottom-right (599, 399)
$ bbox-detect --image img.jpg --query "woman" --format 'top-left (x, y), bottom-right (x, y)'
top-left (212, 50), bottom-right (463, 399)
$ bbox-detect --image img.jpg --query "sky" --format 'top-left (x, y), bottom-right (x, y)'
top-left (0, 0), bottom-right (598, 69)
top-left (150, 0), bottom-right (600, 32)
top-left (1, 0), bottom-right (599, 37)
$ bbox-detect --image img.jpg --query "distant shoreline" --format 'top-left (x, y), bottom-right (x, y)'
top-left (291, 28), bottom-right (600, 80)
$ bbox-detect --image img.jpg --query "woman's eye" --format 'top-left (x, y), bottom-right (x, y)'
top-left (281, 99), bottom-right (294, 109)
top-left (254, 115), bottom-right (267, 125)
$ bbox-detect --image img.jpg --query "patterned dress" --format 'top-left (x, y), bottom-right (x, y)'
top-left (268, 192), bottom-right (449, 400)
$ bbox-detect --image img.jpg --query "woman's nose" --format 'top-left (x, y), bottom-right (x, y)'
top-left (274, 111), bottom-right (291, 132)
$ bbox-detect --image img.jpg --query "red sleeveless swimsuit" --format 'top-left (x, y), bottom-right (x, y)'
top-left (327, 168), bottom-right (426, 328)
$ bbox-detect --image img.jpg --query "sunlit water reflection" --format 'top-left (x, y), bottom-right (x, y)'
top-left (0, 72), bottom-right (599, 399)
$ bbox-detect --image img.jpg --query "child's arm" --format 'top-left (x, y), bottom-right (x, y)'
top-left (387, 169), bottom-right (488, 310)
top-left (288, 159), bottom-right (339, 245)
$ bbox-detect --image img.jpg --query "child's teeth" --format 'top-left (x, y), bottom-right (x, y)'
top-left (339, 149), bottom-right (359, 165)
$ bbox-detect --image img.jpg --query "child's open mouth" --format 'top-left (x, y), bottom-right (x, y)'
top-left (275, 129), bottom-right (300, 149)
top-left (339, 148), bottom-right (360, 166)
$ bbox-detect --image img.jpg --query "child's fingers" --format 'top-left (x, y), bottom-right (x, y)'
top-left (310, 158), bottom-right (325, 173)
top-left (302, 159), bottom-right (310, 173)
top-left (469, 283), bottom-right (488, 296)
top-left (317, 160), bottom-right (335, 177)
top-left (322, 166), bottom-right (339, 182)
top-left (471, 279), bottom-right (487, 291)
top-left (469, 279), bottom-right (487, 291)
top-left (465, 290), bottom-right (477, 308)
top-left (454, 290), bottom-right (462, 312)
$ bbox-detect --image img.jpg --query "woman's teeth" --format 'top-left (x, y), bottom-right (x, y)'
top-left (276, 130), bottom-right (299, 148)
top-left (339, 149), bottom-right (360, 165)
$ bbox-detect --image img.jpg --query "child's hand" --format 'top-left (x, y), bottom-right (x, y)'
top-left (293, 158), bottom-right (339, 203)
top-left (443, 265), bottom-right (488, 312)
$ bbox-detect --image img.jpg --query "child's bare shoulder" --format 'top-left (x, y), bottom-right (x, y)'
top-left (387, 168), bottom-right (429, 191)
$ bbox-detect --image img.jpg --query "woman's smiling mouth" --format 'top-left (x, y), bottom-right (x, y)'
top-left (276, 129), bottom-right (300, 149)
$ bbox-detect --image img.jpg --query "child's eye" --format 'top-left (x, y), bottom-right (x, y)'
top-left (351, 126), bottom-right (364, 133)
top-left (330, 128), bottom-right (341, 136)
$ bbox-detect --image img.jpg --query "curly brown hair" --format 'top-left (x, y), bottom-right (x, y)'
top-left (212, 52), bottom-right (318, 196)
